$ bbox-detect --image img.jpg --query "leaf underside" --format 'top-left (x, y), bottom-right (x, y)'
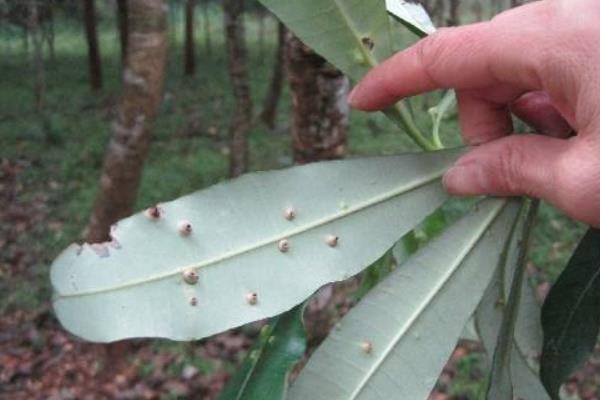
top-left (287, 198), bottom-right (521, 400)
top-left (51, 150), bottom-right (461, 342)
top-left (540, 228), bottom-right (600, 399)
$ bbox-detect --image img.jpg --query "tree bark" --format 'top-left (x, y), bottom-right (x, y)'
top-left (116, 0), bottom-right (128, 64)
top-left (184, 0), bottom-right (196, 75)
top-left (86, 0), bottom-right (168, 243)
top-left (448, 0), bottom-right (460, 26)
top-left (223, 0), bottom-right (252, 178)
top-left (286, 33), bottom-right (349, 164)
top-left (260, 21), bottom-right (286, 130)
top-left (83, 0), bottom-right (102, 90)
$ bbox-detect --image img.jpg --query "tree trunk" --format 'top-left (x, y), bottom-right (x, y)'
top-left (184, 0), bottom-right (196, 75)
top-left (285, 34), bottom-right (350, 345)
top-left (28, 0), bottom-right (45, 115)
top-left (223, 0), bottom-right (252, 178)
top-left (448, 0), bottom-right (460, 26)
top-left (286, 33), bottom-right (349, 164)
top-left (44, 5), bottom-right (55, 62)
top-left (431, 0), bottom-right (445, 27)
top-left (86, 0), bottom-right (168, 244)
top-left (116, 0), bottom-right (128, 64)
top-left (83, 0), bottom-right (102, 90)
top-left (260, 22), bottom-right (286, 130)
top-left (202, 0), bottom-right (212, 57)
top-left (257, 12), bottom-right (265, 63)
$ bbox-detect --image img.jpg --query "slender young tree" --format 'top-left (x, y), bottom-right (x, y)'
top-left (83, 0), bottom-right (102, 90)
top-left (223, 0), bottom-right (252, 177)
top-left (184, 0), bottom-right (196, 75)
top-left (202, 0), bottom-right (212, 56)
top-left (260, 21), bottom-right (286, 130)
top-left (116, 0), bottom-right (128, 64)
top-left (28, 0), bottom-right (45, 114)
top-left (286, 33), bottom-right (349, 164)
top-left (86, 0), bottom-right (168, 243)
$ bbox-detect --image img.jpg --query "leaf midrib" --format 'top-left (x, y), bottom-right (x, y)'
top-left (348, 200), bottom-right (508, 399)
top-left (57, 171), bottom-right (445, 299)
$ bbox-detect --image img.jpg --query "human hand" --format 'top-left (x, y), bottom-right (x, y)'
top-left (348, 0), bottom-right (600, 227)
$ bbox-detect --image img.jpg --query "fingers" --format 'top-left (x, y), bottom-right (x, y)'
top-left (443, 134), bottom-right (566, 202)
top-left (511, 91), bottom-right (573, 138)
top-left (349, 5), bottom-right (548, 111)
top-left (456, 86), bottom-right (524, 145)
top-left (443, 134), bottom-right (600, 227)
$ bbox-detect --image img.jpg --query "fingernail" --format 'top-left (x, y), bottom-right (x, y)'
top-left (443, 164), bottom-right (487, 195)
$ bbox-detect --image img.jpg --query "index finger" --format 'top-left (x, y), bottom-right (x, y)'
top-left (348, 4), bottom-right (548, 111)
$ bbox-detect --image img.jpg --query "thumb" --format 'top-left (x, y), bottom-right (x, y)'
top-left (443, 135), bottom-right (568, 201)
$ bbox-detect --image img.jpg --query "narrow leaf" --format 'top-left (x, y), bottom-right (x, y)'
top-left (486, 200), bottom-right (537, 400)
top-left (218, 305), bottom-right (306, 400)
top-left (541, 228), bottom-right (600, 399)
top-left (51, 150), bottom-right (461, 342)
top-left (288, 199), bottom-right (521, 400)
top-left (385, 0), bottom-right (436, 38)
top-left (476, 204), bottom-right (549, 400)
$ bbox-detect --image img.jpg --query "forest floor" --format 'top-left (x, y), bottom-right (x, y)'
top-left (0, 8), bottom-right (596, 400)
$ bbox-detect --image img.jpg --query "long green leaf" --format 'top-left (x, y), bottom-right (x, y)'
top-left (287, 198), bottom-right (521, 400)
top-left (476, 206), bottom-right (549, 400)
top-left (51, 150), bottom-right (461, 342)
top-left (540, 228), bottom-right (600, 399)
top-left (218, 305), bottom-right (306, 400)
top-left (385, 0), bottom-right (436, 38)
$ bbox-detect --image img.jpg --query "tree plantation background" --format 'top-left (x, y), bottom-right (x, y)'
top-left (0, 0), bottom-right (593, 399)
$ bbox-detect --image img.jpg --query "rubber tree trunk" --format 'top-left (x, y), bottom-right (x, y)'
top-left (285, 34), bottom-right (350, 344)
top-left (86, 0), bottom-right (168, 244)
top-left (260, 21), bottom-right (286, 130)
top-left (224, 0), bottom-right (252, 178)
top-left (431, 0), bottom-right (446, 27)
top-left (286, 33), bottom-right (349, 164)
top-left (116, 0), bottom-right (128, 65)
top-left (83, 0), bottom-right (103, 90)
top-left (184, 0), bottom-right (196, 75)
top-left (448, 0), bottom-right (460, 26)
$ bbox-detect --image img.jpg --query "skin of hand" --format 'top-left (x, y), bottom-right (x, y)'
top-left (348, 0), bottom-right (600, 227)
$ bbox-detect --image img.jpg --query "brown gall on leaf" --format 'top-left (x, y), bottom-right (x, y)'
top-left (278, 239), bottom-right (290, 253)
top-left (178, 220), bottom-right (193, 236)
top-left (246, 292), bottom-right (258, 305)
top-left (284, 207), bottom-right (296, 221)
top-left (190, 297), bottom-right (198, 306)
top-left (145, 205), bottom-right (161, 220)
top-left (361, 36), bottom-right (375, 51)
top-left (326, 234), bottom-right (339, 247)
top-left (182, 269), bottom-right (199, 285)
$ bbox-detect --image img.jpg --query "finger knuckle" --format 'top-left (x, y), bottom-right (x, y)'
top-left (496, 140), bottom-right (528, 194)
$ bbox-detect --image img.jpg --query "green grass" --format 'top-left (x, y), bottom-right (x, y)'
top-left (0, 5), bottom-right (587, 398)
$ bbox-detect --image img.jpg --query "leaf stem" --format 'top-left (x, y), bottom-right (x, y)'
top-left (385, 105), bottom-right (440, 151)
